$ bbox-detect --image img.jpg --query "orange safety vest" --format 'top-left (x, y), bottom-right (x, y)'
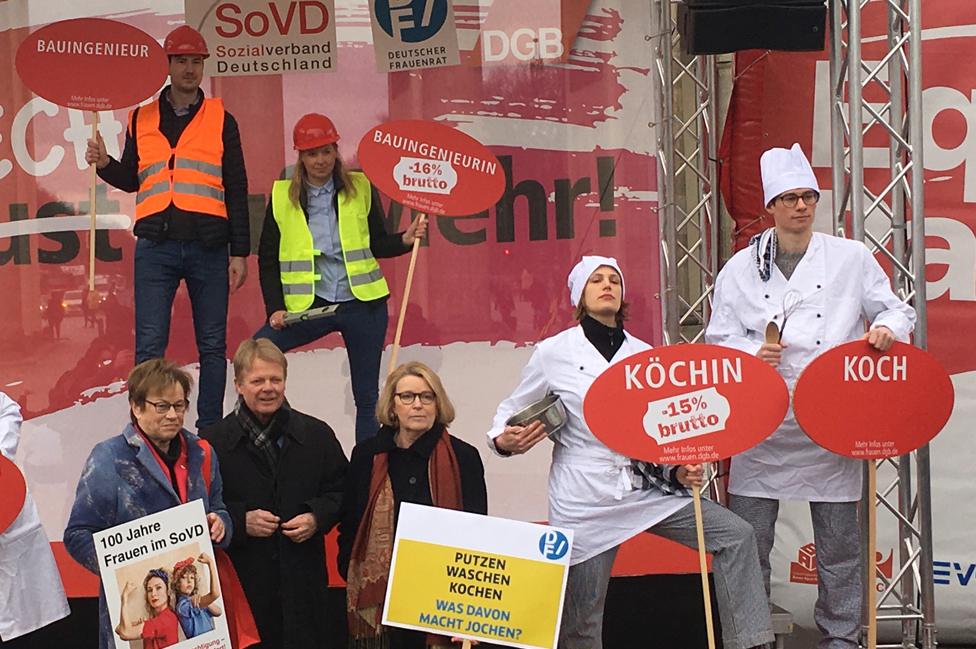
top-left (132, 97), bottom-right (227, 220)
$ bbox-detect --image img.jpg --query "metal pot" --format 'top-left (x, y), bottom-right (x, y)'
top-left (505, 394), bottom-right (568, 439)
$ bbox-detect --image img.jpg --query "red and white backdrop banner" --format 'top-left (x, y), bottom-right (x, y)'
top-left (721, 1), bottom-right (976, 641)
top-left (1, 0), bottom-right (707, 602)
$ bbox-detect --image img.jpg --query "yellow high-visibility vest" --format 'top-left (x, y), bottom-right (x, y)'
top-left (272, 172), bottom-right (390, 311)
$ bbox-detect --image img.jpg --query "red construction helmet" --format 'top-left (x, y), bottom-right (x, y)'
top-left (293, 113), bottom-right (340, 151)
top-left (164, 26), bottom-right (209, 58)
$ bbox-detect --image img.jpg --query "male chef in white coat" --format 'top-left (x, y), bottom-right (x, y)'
top-left (0, 392), bottom-right (70, 641)
top-left (705, 144), bottom-right (916, 649)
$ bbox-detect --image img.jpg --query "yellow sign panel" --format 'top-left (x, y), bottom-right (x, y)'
top-left (386, 539), bottom-right (566, 648)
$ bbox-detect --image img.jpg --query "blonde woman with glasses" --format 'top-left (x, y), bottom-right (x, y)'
top-left (338, 361), bottom-right (487, 649)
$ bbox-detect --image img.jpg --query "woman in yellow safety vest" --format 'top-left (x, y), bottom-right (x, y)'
top-left (255, 113), bottom-right (427, 442)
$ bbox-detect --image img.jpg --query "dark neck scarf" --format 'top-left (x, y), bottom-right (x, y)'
top-left (751, 227), bottom-right (778, 282)
top-left (346, 425), bottom-right (463, 648)
top-left (234, 397), bottom-right (288, 467)
top-left (581, 315), bottom-right (626, 362)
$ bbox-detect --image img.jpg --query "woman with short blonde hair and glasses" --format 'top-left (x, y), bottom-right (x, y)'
top-left (338, 361), bottom-right (486, 649)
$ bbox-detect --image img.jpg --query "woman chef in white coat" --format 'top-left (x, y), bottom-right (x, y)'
top-left (0, 392), bottom-right (70, 641)
top-left (488, 256), bottom-right (774, 649)
top-left (705, 144), bottom-right (916, 649)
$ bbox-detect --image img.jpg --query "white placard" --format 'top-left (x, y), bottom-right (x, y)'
top-left (93, 500), bottom-right (231, 649)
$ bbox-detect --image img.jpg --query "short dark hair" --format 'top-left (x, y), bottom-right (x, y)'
top-left (127, 359), bottom-right (193, 424)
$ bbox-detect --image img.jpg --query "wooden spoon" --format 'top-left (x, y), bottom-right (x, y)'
top-left (765, 321), bottom-right (781, 344)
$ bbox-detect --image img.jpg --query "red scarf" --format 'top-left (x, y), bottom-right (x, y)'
top-left (346, 427), bottom-right (463, 647)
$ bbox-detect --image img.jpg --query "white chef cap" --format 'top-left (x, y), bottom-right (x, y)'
top-left (567, 255), bottom-right (625, 307)
top-left (760, 143), bottom-right (819, 206)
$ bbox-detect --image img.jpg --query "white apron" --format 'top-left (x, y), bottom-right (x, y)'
top-left (0, 393), bottom-right (70, 641)
top-left (489, 326), bottom-right (689, 565)
top-left (705, 233), bottom-right (915, 501)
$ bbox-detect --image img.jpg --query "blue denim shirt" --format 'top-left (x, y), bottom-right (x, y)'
top-left (176, 594), bottom-right (216, 638)
top-left (307, 179), bottom-right (354, 303)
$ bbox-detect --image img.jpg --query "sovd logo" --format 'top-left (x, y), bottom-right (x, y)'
top-left (375, 0), bottom-right (448, 42)
top-left (539, 530), bottom-right (569, 561)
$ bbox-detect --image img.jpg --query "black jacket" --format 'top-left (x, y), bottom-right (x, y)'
top-left (258, 173), bottom-right (410, 316)
top-left (97, 87), bottom-right (250, 256)
top-left (336, 423), bottom-right (487, 579)
top-left (200, 407), bottom-right (348, 649)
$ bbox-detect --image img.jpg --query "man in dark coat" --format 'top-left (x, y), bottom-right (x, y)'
top-left (201, 338), bottom-right (348, 649)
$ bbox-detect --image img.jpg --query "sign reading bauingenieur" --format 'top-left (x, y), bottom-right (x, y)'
top-left (383, 503), bottom-right (573, 649)
top-left (584, 344), bottom-right (790, 464)
top-left (792, 340), bottom-right (954, 459)
top-left (14, 18), bottom-right (167, 111)
top-left (185, 0), bottom-right (338, 77)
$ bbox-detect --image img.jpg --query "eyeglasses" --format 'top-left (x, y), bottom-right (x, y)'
top-left (144, 399), bottom-right (189, 414)
top-left (395, 391), bottom-right (436, 405)
top-left (777, 191), bottom-right (820, 208)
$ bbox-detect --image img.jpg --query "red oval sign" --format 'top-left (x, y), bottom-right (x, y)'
top-left (15, 18), bottom-right (168, 110)
top-left (0, 455), bottom-right (27, 534)
top-left (793, 340), bottom-right (954, 459)
top-left (584, 344), bottom-right (790, 464)
top-left (358, 120), bottom-right (505, 216)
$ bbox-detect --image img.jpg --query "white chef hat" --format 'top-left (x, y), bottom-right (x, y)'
top-left (760, 143), bottom-right (819, 206)
top-left (567, 255), bottom-right (625, 307)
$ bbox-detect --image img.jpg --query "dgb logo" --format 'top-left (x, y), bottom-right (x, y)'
top-left (539, 530), bottom-right (569, 560)
top-left (375, 0), bottom-right (448, 43)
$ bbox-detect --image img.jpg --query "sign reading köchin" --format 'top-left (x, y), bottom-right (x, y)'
top-left (792, 340), bottom-right (954, 459)
top-left (584, 344), bottom-right (790, 464)
top-left (358, 120), bottom-right (505, 215)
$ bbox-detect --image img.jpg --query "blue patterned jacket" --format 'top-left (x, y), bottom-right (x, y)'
top-left (64, 424), bottom-right (232, 649)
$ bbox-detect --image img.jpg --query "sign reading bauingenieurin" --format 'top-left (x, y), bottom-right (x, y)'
top-left (185, 0), bottom-right (338, 77)
top-left (357, 119), bottom-right (505, 216)
top-left (368, 0), bottom-right (460, 73)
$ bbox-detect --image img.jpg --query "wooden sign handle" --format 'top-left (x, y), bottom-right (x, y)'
top-left (88, 111), bottom-right (99, 293)
top-left (461, 641), bottom-right (472, 649)
top-left (692, 483), bottom-right (717, 649)
top-left (866, 461), bottom-right (877, 649)
top-left (386, 213), bottom-right (426, 375)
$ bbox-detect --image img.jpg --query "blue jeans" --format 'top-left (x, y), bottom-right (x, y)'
top-left (134, 238), bottom-right (229, 430)
top-left (253, 297), bottom-right (388, 442)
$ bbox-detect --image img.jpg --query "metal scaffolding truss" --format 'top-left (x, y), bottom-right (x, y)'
top-left (829, 0), bottom-right (933, 646)
top-left (654, 0), bottom-right (934, 646)
top-left (652, 0), bottom-right (719, 346)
